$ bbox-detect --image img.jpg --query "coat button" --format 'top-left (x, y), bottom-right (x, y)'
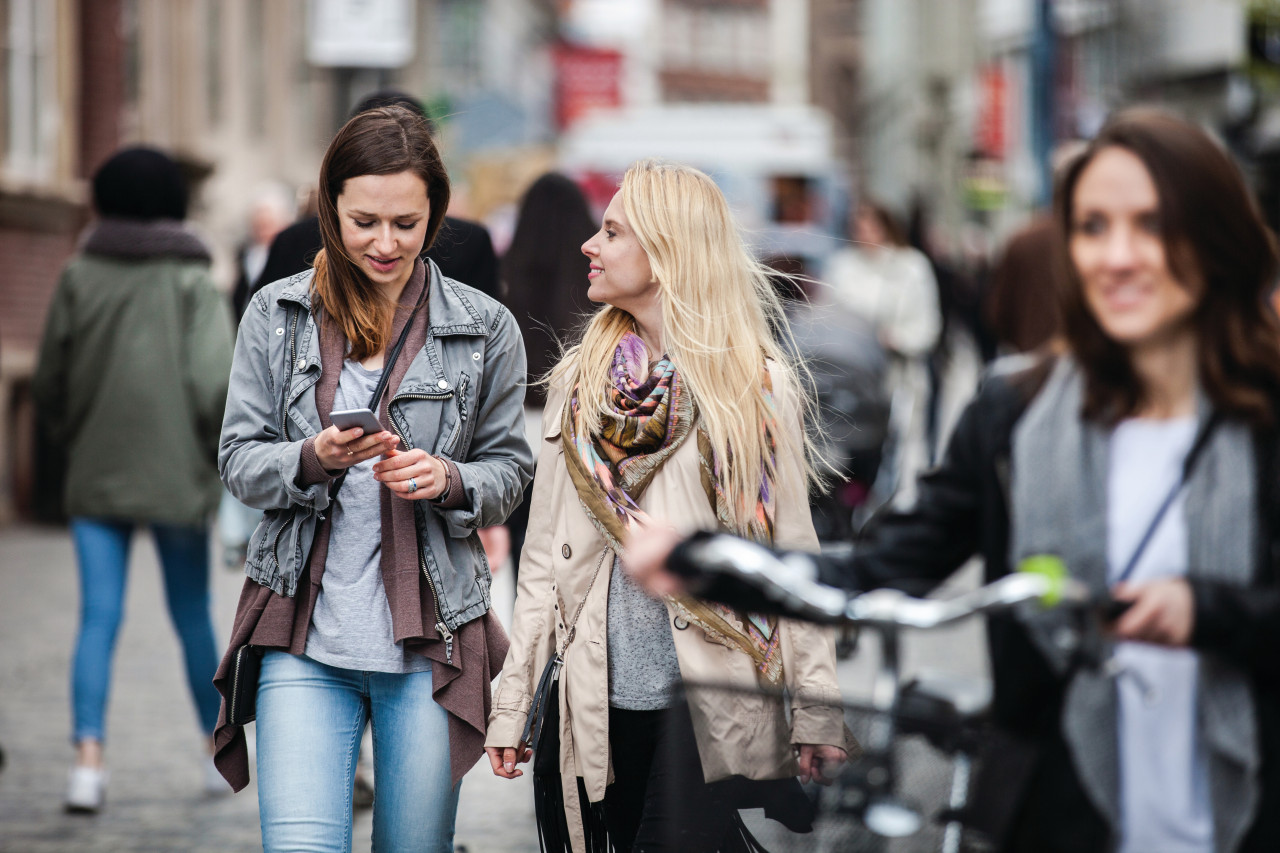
top-left (472, 352), bottom-right (481, 360)
top-left (437, 379), bottom-right (449, 390)
top-left (561, 544), bottom-right (572, 559)
top-left (296, 358), bottom-right (306, 371)
top-left (673, 616), bottom-right (689, 630)
top-left (275, 327), bottom-right (285, 336)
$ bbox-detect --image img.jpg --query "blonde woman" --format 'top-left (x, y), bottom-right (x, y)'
top-left (485, 160), bottom-right (848, 852)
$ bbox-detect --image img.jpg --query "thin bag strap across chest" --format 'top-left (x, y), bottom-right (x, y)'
top-left (328, 284), bottom-right (429, 501)
top-left (1113, 412), bottom-right (1221, 585)
top-left (556, 547), bottom-right (611, 656)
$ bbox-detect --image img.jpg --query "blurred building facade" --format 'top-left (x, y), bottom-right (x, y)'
top-left (0, 0), bottom-right (556, 522)
top-left (556, 0), bottom-right (845, 271)
top-left (836, 0), bottom-right (1273, 246)
top-left (808, 0), bottom-right (861, 170)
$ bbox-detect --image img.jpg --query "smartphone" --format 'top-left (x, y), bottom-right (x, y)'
top-left (330, 407), bottom-right (383, 435)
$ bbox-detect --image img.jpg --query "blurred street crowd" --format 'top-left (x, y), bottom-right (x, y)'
top-left (8, 3), bottom-right (1280, 852)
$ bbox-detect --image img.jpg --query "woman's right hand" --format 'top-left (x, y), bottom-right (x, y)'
top-left (485, 744), bottom-right (532, 780)
top-left (314, 424), bottom-right (399, 472)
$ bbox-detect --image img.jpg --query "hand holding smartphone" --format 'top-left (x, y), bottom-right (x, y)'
top-left (320, 407), bottom-right (401, 471)
top-left (330, 407), bottom-right (383, 435)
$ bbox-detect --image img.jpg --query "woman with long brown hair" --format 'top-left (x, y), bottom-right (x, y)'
top-left (636, 109), bottom-right (1280, 851)
top-left (211, 105), bottom-right (533, 852)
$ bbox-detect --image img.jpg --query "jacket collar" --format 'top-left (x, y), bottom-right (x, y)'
top-left (273, 260), bottom-right (490, 338)
top-left (425, 260), bottom-right (491, 336)
top-left (276, 270), bottom-right (315, 310)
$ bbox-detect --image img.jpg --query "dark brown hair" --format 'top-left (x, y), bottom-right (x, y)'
top-left (500, 172), bottom-right (596, 403)
top-left (1055, 107), bottom-right (1280, 425)
top-left (858, 199), bottom-right (908, 248)
top-left (312, 105), bottom-right (450, 361)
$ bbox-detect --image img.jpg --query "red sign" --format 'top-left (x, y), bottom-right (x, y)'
top-left (976, 64), bottom-right (1007, 159)
top-left (553, 43), bottom-right (623, 130)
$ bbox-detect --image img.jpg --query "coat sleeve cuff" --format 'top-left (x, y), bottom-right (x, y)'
top-left (789, 685), bottom-right (846, 747)
top-left (484, 708), bottom-right (529, 749)
top-left (430, 458), bottom-right (466, 508)
top-left (296, 437), bottom-right (335, 487)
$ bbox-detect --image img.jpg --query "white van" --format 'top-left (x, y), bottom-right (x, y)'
top-left (558, 103), bottom-right (849, 273)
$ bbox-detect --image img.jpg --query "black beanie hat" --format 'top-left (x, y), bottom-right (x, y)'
top-left (92, 147), bottom-right (189, 221)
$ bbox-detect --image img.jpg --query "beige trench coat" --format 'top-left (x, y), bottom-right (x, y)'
top-left (486, 374), bottom-right (847, 852)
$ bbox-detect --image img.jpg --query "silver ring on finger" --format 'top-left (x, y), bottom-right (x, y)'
top-left (407, 477), bottom-right (418, 494)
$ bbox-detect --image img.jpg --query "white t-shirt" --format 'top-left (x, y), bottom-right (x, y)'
top-left (1107, 417), bottom-right (1213, 853)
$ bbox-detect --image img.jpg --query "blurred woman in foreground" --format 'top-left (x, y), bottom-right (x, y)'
top-left (635, 110), bottom-right (1280, 852)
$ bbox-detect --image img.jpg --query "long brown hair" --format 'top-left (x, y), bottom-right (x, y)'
top-left (1055, 107), bottom-right (1280, 425)
top-left (312, 105), bottom-right (450, 361)
top-left (857, 199), bottom-right (908, 248)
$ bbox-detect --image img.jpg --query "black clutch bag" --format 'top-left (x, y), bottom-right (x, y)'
top-left (226, 644), bottom-right (263, 726)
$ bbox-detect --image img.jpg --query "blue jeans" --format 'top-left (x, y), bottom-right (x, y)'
top-left (256, 651), bottom-right (460, 853)
top-left (69, 518), bottom-right (221, 743)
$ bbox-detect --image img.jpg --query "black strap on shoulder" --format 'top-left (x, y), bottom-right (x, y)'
top-left (366, 280), bottom-right (429, 414)
top-left (1113, 411), bottom-right (1222, 585)
top-left (328, 281), bottom-right (429, 501)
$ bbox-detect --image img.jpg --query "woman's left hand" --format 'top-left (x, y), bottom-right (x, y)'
top-left (372, 448), bottom-right (449, 501)
top-left (1111, 578), bottom-right (1195, 647)
top-left (797, 744), bottom-right (848, 785)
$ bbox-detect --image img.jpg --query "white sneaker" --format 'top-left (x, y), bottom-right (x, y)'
top-left (65, 765), bottom-right (106, 813)
top-left (203, 756), bottom-right (230, 795)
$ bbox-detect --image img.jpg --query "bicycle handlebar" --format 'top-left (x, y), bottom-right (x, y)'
top-left (675, 533), bottom-right (1096, 629)
top-left (844, 573), bottom-right (1089, 629)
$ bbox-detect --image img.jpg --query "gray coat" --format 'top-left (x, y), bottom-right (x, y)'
top-left (218, 263), bottom-right (533, 628)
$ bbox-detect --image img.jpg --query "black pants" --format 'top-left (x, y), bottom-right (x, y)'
top-left (603, 704), bottom-right (739, 853)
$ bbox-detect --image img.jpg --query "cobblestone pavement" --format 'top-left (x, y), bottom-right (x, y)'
top-left (0, 524), bottom-right (537, 853)
top-left (0, 521), bottom-right (987, 853)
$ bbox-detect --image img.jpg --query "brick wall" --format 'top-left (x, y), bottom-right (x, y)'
top-left (79, 0), bottom-right (125, 179)
top-left (0, 207), bottom-right (84, 354)
top-left (0, 0), bottom-right (124, 521)
top-left (0, 201), bottom-right (84, 522)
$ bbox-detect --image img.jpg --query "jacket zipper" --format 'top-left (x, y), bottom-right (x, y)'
top-left (388, 398), bottom-right (455, 663)
top-left (273, 308), bottom-right (304, 579)
top-left (282, 307), bottom-right (299, 443)
top-left (271, 517), bottom-right (289, 579)
top-left (391, 390), bottom-right (454, 403)
top-left (230, 645), bottom-right (253, 722)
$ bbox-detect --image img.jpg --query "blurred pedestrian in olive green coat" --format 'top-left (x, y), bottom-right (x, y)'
top-left (32, 146), bottom-right (233, 812)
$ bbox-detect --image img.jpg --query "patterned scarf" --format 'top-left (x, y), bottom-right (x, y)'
top-left (563, 332), bottom-right (784, 684)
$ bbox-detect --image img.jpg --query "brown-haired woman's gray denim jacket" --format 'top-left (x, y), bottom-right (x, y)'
top-left (218, 261), bottom-right (533, 630)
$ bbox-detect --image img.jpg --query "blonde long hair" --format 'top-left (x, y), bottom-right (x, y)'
top-left (552, 160), bottom-right (819, 530)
